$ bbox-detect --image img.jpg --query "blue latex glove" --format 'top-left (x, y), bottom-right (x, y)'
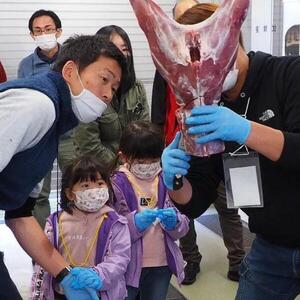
top-left (186, 105), bottom-right (251, 145)
top-left (134, 209), bottom-right (158, 231)
top-left (161, 132), bottom-right (191, 190)
top-left (158, 208), bottom-right (178, 230)
top-left (71, 267), bottom-right (102, 290)
top-left (60, 272), bottom-right (99, 300)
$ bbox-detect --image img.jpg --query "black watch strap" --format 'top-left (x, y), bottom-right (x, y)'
top-left (56, 265), bottom-right (72, 283)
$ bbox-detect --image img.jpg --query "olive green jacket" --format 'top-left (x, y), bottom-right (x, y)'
top-left (74, 80), bottom-right (150, 165)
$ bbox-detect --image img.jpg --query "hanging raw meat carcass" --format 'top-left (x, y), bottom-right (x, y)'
top-left (129, 0), bottom-right (249, 156)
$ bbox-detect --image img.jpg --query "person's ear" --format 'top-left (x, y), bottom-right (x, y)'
top-left (56, 28), bottom-right (62, 39)
top-left (65, 188), bottom-right (76, 201)
top-left (118, 151), bottom-right (127, 164)
top-left (30, 32), bottom-right (35, 40)
top-left (62, 60), bottom-right (77, 84)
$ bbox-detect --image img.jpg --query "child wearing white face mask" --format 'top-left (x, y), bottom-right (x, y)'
top-left (111, 121), bottom-right (189, 300)
top-left (31, 156), bottom-right (131, 300)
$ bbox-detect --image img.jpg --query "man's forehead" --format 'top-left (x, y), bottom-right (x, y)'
top-left (33, 15), bottom-right (55, 26)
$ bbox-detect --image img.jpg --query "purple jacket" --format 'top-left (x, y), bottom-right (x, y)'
top-left (30, 206), bottom-right (131, 300)
top-left (111, 171), bottom-right (189, 288)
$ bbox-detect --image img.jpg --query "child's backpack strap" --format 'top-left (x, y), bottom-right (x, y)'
top-left (50, 210), bottom-right (63, 250)
top-left (158, 173), bottom-right (167, 209)
top-left (112, 172), bottom-right (138, 212)
top-left (95, 211), bottom-right (119, 264)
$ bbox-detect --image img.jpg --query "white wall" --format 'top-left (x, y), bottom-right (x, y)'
top-left (0, 0), bottom-right (174, 100)
top-left (282, 0), bottom-right (300, 55)
top-left (251, 0), bottom-right (273, 53)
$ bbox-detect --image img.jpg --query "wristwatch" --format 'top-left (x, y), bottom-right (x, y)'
top-left (173, 174), bottom-right (183, 190)
top-left (55, 265), bottom-right (72, 283)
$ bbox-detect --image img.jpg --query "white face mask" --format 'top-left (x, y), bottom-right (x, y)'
top-left (73, 187), bottom-right (109, 212)
top-left (130, 161), bottom-right (161, 181)
top-left (222, 67), bottom-right (239, 92)
top-left (34, 33), bottom-right (58, 51)
top-left (70, 68), bottom-right (108, 123)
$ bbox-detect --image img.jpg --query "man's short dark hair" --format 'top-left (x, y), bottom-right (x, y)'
top-left (28, 10), bottom-right (62, 32)
top-left (52, 35), bottom-right (127, 87)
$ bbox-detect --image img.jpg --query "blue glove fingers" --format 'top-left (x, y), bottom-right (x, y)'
top-left (61, 273), bottom-right (98, 300)
top-left (188, 122), bottom-right (218, 135)
top-left (161, 216), bottom-right (177, 230)
top-left (70, 268), bottom-right (101, 290)
top-left (135, 210), bottom-right (157, 231)
top-left (190, 105), bottom-right (218, 116)
top-left (86, 288), bottom-right (100, 300)
top-left (164, 167), bottom-right (189, 179)
top-left (143, 209), bottom-right (158, 218)
top-left (196, 132), bottom-right (221, 144)
top-left (87, 278), bottom-right (101, 290)
top-left (70, 267), bottom-right (81, 275)
top-left (186, 113), bottom-right (217, 126)
top-left (167, 131), bottom-right (182, 150)
top-left (163, 148), bottom-right (191, 162)
top-left (167, 156), bottom-right (190, 170)
top-left (162, 209), bottom-right (176, 217)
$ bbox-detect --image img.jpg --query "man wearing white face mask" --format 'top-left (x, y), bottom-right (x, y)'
top-left (17, 10), bottom-right (73, 235)
top-left (0, 34), bottom-right (126, 299)
top-left (18, 10), bottom-right (62, 78)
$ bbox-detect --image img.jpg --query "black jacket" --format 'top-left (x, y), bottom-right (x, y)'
top-left (176, 51), bottom-right (300, 247)
top-left (151, 70), bottom-right (167, 125)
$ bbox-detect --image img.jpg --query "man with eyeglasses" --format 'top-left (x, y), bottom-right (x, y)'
top-left (18, 10), bottom-right (62, 78)
top-left (17, 10), bottom-right (76, 235)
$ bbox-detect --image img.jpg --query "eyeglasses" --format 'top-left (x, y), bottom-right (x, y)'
top-left (32, 27), bottom-right (57, 36)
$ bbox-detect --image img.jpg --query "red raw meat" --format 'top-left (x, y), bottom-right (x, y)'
top-left (130, 0), bottom-right (249, 156)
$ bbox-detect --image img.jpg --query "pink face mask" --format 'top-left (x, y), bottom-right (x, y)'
top-left (73, 187), bottom-right (109, 212)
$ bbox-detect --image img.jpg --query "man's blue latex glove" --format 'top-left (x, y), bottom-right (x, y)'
top-left (161, 132), bottom-right (191, 190)
top-left (158, 208), bottom-right (178, 230)
top-left (71, 267), bottom-right (102, 290)
top-left (134, 209), bottom-right (158, 231)
top-left (60, 272), bottom-right (99, 300)
top-left (186, 105), bottom-right (251, 145)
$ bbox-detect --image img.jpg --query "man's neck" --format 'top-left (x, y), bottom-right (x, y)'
top-left (40, 44), bottom-right (59, 59)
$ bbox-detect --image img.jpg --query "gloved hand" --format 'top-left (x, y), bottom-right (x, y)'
top-left (60, 272), bottom-right (99, 300)
top-left (71, 267), bottom-right (102, 290)
top-left (158, 208), bottom-right (178, 230)
top-left (186, 105), bottom-right (251, 145)
top-left (134, 209), bottom-right (158, 231)
top-left (161, 132), bottom-right (191, 190)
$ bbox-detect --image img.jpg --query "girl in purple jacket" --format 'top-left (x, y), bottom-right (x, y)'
top-left (31, 156), bottom-right (131, 300)
top-left (111, 121), bottom-right (189, 300)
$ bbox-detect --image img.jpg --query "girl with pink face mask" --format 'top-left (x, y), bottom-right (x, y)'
top-left (31, 156), bottom-right (131, 300)
top-left (111, 121), bottom-right (189, 300)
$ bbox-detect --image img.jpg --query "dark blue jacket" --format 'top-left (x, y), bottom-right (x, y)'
top-left (0, 71), bottom-right (78, 210)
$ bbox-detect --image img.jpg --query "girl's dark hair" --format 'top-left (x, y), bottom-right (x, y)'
top-left (60, 156), bottom-right (111, 214)
top-left (119, 121), bottom-right (164, 160)
top-left (96, 25), bottom-right (136, 93)
top-left (52, 34), bottom-right (127, 77)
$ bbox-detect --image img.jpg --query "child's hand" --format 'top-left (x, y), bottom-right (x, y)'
top-left (71, 267), bottom-right (102, 290)
top-left (159, 208), bottom-right (178, 231)
top-left (134, 209), bottom-right (158, 231)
